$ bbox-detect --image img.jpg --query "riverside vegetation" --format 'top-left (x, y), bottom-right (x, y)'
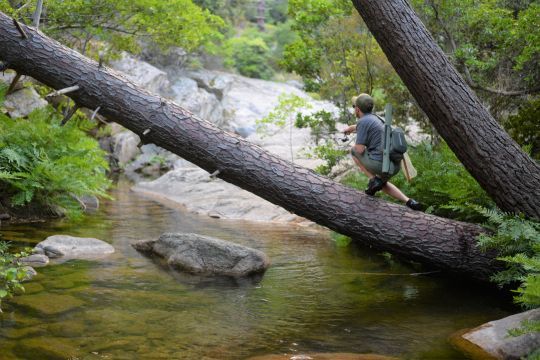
top-left (0, 0), bottom-right (538, 351)
top-left (0, 84), bottom-right (110, 310)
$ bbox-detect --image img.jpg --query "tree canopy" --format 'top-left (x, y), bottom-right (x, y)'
top-left (1, 0), bottom-right (225, 56)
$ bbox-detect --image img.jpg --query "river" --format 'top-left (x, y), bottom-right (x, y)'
top-left (0, 181), bottom-right (512, 359)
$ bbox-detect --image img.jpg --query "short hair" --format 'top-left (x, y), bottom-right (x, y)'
top-left (353, 93), bottom-right (374, 113)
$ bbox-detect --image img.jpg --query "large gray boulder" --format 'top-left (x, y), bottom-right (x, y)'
top-left (454, 309), bottom-right (540, 359)
top-left (110, 52), bottom-right (170, 94)
top-left (170, 76), bottom-right (225, 127)
top-left (132, 167), bottom-right (307, 223)
top-left (34, 235), bottom-right (115, 260)
top-left (132, 233), bottom-right (270, 277)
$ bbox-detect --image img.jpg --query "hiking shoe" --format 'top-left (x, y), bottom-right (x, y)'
top-left (365, 176), bottom-right (385, 196)
top-left (406, 199), bottom-right (422, 211)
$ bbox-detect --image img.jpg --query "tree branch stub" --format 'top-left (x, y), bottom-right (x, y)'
top-left (61, 104), bottom-right (80, 126)
top-left (45, 85), bottom-right (80, 98)
top-left (12, 19), bottom-right (27, 39)
top-left (6, 72), bottom-right (22, 94)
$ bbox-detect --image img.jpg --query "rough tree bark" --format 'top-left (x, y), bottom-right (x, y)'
top-left (0, 11), bottom-right (500, 281)
top-left (351, 0), bottom-right (540, 219)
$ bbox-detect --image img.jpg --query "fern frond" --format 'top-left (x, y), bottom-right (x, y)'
top-left (0, 148), bottom-right (28, 169)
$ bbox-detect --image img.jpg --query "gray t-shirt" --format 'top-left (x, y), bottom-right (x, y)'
top-left (356, 113), bottom-right (383, 161)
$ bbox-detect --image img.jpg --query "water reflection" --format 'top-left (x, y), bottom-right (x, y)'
top-left (0, 181), bottom-right (512, 359)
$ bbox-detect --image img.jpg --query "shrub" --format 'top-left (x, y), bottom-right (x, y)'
top-left (224, 35), bottom-right (275, 79)
top-left (0, 241), bottom-right (30, 312)
top-left (504, 98), bottom-right (540, 160)
top-left (311, 140), bottom-right (348, 175)
top-left (475, 207), bottom-right (539, 335)
top-left (0, 89), bottom-right (111, 218)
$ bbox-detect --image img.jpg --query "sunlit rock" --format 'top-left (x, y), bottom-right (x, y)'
top-left (171, 76), bottom-right (225, 127)
top-left (132, 232), bottom-right (270, 277)
top-left (453, 309), bottom-right (540, 359)
top-left (34, 235), bottom-right (114, 260)
top-left (132, 167), bottom-right (309, 224)
top-left (110, 52), bottom-right (170, 94)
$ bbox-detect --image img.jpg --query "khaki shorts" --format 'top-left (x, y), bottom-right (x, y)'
top-left (352, 148), bottom-right (400, 179)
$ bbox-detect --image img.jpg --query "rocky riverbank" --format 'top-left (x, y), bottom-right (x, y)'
top-left (108, 53), bottom-right (340, 224)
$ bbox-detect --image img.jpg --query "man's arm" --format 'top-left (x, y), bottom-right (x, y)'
top-left (343, 124), bottom-right (356, 135)
top-left (353, 144), bottom-right (366, 155)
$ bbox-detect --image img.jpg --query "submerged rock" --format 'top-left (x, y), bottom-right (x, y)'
top-left (453, 308), bottom-right (540, 359)
top-left (132, 233), bottom-right (270, 277)
top-left (34, 235), bottom-right (114, 260)
top-left (20, 254), bottom-right (49, 267)
top-left (22, 266), bottom-right (37, 281)
top-left (248, 354), bottom-right (399, 360)
top-left (14, 293), bottom-right (85, 315)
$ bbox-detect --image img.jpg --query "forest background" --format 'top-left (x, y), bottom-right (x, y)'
top-left (0, 0), bottom-right (538, 327)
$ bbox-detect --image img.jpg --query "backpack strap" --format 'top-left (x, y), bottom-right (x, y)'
top-left (374, 113), bottom-right (385, 124)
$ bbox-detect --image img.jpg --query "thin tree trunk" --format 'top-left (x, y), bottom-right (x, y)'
top-left (257, 0), bottom-right (265, 31)
top-left (32, 0), bottom-right (44, 29)
top-left (0, 11), bottom-right (501, 281)
top-left (350, 0), bottom-right (540, 219)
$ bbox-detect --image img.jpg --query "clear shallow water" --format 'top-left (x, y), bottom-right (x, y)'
top-left (0, 181), bottom-right (512, 359)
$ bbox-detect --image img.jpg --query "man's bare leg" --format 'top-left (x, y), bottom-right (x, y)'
top-left (381, 182), bottom-right (409, 203)
top-left (353, 153), bottom-right (415, 205)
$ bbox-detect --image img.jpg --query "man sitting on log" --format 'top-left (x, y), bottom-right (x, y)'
top-left (343, 94), bottom-right (422, 210)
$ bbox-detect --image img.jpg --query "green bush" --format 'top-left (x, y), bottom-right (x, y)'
top-left (504, 98), bottom-right (540, 160)
top-left (0, 90), bottom-right (111, 218)
top-left (0, 241), bottom-right (30, 312)
top-left (475, 207), bottom-right (539, 336)
top-left (224, 35), bottom-right (275, 79)
top-left (311, 141), bottom-right (348, 175)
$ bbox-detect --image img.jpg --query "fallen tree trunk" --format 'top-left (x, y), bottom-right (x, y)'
top-left (0, 12), bottom-right (500, 281)
top-left (351, 0), bottom-right (540, 220)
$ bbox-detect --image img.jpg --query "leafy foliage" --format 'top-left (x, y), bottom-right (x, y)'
top-left (410, 0), bottom-right (540, 122)
top-left (295, 110), bottom-right (337, 144)
top-left (474, 207), bottom-right (540, 334)
top-left (256, 93), bottom-right (312, 163)
top-left (295, 110), bottom-right (348, 175)
top-left (504, 98), bottom-right (540, 160)
top-left (476, 207), bottom-right (540, 305)
top-left (0, 90), bottom-right (111, 218)
top-left (257, 93), bottom-right (311, 133)
top-left (221, 22), bottom-right (297, 79)
top-left (0, 241), bottom-right (30, 312)
top-left (282, 0), bottom-right (423, 127)
top-left (1, 0), bottom-right (225, 56)
top-left (224, 34), bottom-right (275, 79)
